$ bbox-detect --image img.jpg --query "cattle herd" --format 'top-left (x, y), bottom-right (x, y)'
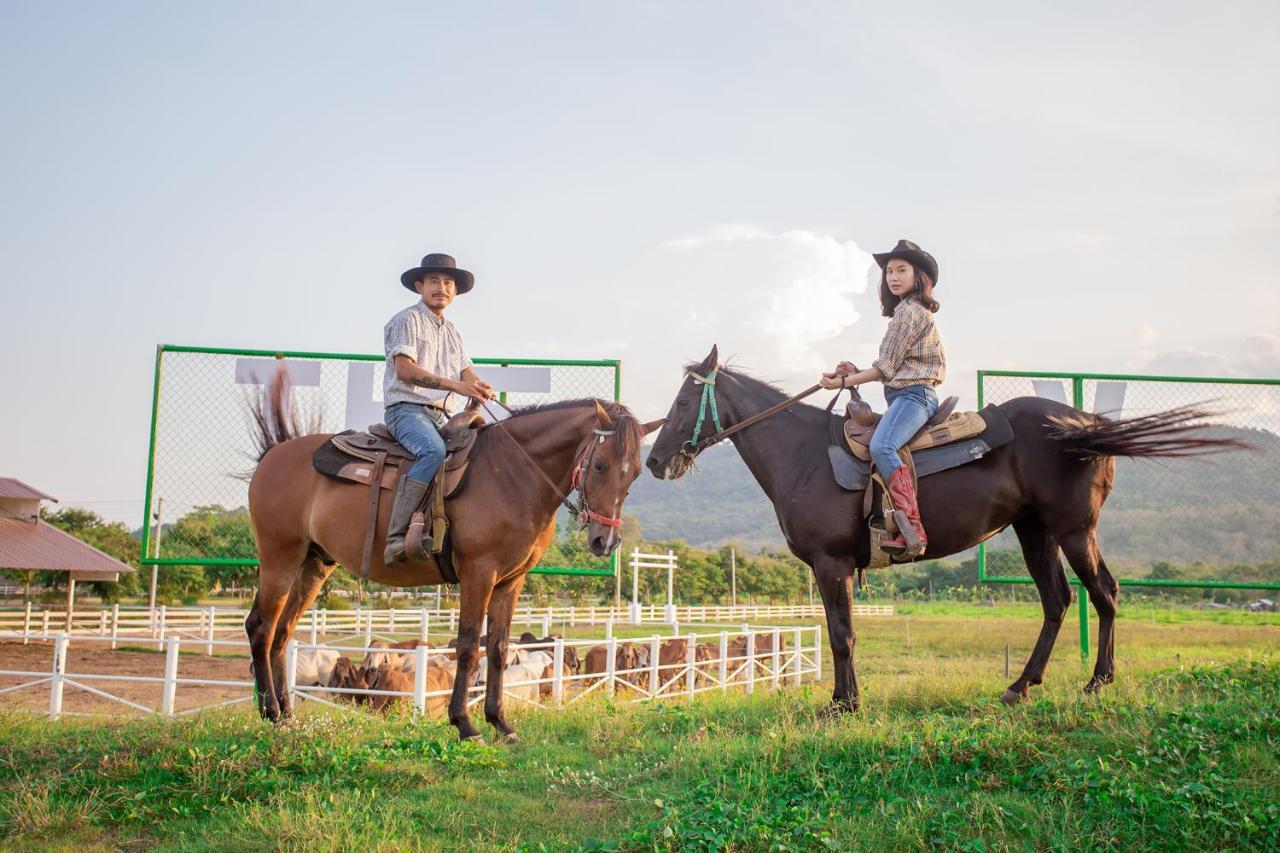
top-left (292, 631), bottom-right (789, 715)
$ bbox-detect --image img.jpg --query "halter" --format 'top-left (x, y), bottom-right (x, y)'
top-left (678, 367), bottom-right (827, 462)
top-left (570, 427), bottom-right (624, 528)
top-left (681, 368), bottom-right (724, 457)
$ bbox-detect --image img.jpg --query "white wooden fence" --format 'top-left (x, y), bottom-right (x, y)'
top-left (0, 602), bottom-right (892, 649)
top-left (0, 625), bottom-right (826, 719)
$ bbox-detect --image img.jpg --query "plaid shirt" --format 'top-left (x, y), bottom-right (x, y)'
top-left (872, 297), bottom-right (946, 388)
top-left (383, 301), bottom-right (473, 408)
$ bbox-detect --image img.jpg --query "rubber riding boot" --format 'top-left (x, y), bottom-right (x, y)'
top-left (881, 466), bottom-right (927, 556)
top-left (383, 477), bottom-right (432, 565)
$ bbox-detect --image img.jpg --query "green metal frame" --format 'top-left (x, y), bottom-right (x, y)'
top-left (139, 344), bottom-right (623, 579)
top-left (976, 369), bottom-right (1280, 660)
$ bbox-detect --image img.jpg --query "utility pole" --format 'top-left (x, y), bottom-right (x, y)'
top-left (148, 497), bottom-right (163, 611)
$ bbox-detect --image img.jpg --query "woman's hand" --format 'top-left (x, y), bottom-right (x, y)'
top-left (819, 372), bottom-right (848, 390)
top-left (836, 361), bottom-right (858, 375)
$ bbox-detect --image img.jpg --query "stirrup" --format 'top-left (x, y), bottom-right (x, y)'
top-left (405, 511), bottom-right (433, 560)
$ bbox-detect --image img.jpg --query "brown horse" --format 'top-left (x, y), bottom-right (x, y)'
top-left (246, 376), bottom-right (660, 741)
top-left (645, 346), bottom-right (1249, 712)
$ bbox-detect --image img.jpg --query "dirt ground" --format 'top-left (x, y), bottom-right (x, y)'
top-left (0, 639), bottom-right (255, 716)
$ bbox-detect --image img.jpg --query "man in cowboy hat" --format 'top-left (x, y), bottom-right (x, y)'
top-left (382, 252), bottom-right (494, 565)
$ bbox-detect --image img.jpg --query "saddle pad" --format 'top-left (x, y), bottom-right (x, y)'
top-left (312, 441), bottom-right (402, 487)
top-left (845, 410), bottom-right (988, 461)
top-left (829, 405), bottom-right (1014, 491)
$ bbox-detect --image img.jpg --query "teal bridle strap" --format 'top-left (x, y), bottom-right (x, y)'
top-left (686, 368), bottom-right (723, 450)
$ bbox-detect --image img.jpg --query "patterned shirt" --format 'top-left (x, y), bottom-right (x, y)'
top-left (872, 297), bottom-right (946, 388)
top-left (383, 301), bottom-right (474, 409)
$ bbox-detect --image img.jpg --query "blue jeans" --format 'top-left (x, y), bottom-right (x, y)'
top-left (384, 403), bottom-right (447, 484)
top-left (870, 385), bottom-right (939, 477)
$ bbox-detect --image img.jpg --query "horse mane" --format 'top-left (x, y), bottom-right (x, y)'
top-left (682, 361), bottom-right (831, 414)
top-left (502, 398), bottom-right (646, 460)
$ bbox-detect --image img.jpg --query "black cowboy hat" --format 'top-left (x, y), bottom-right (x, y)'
top-left (873, 239), bottom-right (939, 286)
top-left (400, 253), bottom-right (475, 294)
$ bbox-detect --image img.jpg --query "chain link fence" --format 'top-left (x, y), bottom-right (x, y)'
top-left (140, 345), bottom-right (621, 576)
top-left (977, 371), bottom-right (1280, 587)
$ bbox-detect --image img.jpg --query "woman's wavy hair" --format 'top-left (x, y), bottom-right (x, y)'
top-left (879, 263), bottom-right (940, 317)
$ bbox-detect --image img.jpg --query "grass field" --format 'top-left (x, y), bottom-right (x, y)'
top-left (1, 603), bottom-right (1276, 851)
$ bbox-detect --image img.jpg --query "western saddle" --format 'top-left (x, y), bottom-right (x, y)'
top-left (313, 409), bottom-right (486, 581)
top-left (839, 388), bottom-right (987, 566)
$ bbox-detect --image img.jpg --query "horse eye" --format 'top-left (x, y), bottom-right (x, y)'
top-left (593, 461), bottom-right (606, 472)
top-left (676, 399), bottom-right (690, 409)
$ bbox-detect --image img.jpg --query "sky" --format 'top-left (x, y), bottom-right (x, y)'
top-left (2, 1), bottom-right (1278, 526)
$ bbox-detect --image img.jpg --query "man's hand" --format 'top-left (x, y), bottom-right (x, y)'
top-left (453, 378), bottom-right (495, 401)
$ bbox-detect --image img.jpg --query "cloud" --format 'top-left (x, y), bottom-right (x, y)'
top-left (615, 226), bottom-right (876, 417)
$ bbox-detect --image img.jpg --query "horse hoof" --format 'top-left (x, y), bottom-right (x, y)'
top-left (818, 700), bottom-right (857, 721)
top-left (461, 734), bottom-right (486, 744)
top-left (502, 732), bottom-right (520, 745)
top-left (999, 689), bottom-right (1025, 706)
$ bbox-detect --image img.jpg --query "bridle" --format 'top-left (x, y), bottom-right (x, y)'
top-left (677, 367), bottom-right (826, 465)
top-left (481, 399), bottom-right (625, 529)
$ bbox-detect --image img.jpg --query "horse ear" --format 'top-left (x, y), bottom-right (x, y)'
top-left (642, 418), bottom-right (666, 435)
top-left (594, 400), bottom-right (614, 428)
top-left (699, 344), bottom-right (719, 373)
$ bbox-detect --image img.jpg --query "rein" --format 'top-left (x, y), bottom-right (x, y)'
top-left (681, 368), bottom-right (825, 458)
top-left (480, 398), bottom-right (624, 528)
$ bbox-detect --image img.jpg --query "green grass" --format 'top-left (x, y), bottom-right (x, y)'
top-left (1, 606), bottom-right (1277, 851)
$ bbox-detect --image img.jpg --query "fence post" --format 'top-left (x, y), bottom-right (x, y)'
top-left (23, 601), bottom-right (32, 645)
top-left (813, 625), bottom-right (823, 681)
top-left (604, 636), bottom-right (616, 698)
top-left (321, 608), bottom-right (328, 637)
top-left (719, 632), bottom-right (728, 691)
top-left (98, 609), bottom-right (107, 636)
top-left (310, 610), bottom-right (319, 646)
top-left (420, 607), bottom-right (429, 644)
top-left (285, 639), bottom-right (298, 710)
top-left (771, 628), bottom-right (781, 689)
top-left (41, 609), bottom-right (50, 637)
top-left (552, 639), bottom-right (565, 708)
top-left (388, 608), bottom-right (396, 634)
top-left (205, 606), bottom-right (215, 655)
top-left (686, 633), bottom-right (696, 697)
top-left (413, 645), bottom-right (428, 715)
top-left (793, 627), bottom-right (803, 686)
top-left (569, 606), bottom-right (576, 628)
top-left (746, 632), bottom-right (756, 694)
top-left (541, 612), bottom-right (551, 637)
top-left (161, 636), bottom-right (180, 716)
top-left (110, 603), bottom-right (120, 650)
top-left (156, 605), bottom-right (167, 651)
top-left (364, 609), bottom-right (373, 647)
top-left (649, 635), bottom-right (661, 699)
top-left (605, 618), bottom-right (613, 640)
top-left (49, 633), bottom-right (68, 718)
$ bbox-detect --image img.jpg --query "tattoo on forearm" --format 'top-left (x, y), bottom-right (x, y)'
top-left (413, 374), bottom-right (443, 390)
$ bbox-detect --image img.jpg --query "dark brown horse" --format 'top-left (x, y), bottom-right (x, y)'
top-left (645, 345), bottom-right (1248, 712)
top-left (246, 376), bottom-right (660, 741)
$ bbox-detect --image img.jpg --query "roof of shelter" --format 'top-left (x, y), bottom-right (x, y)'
top-left (0, 516), bottom-right (136, 577)
top-left (0, 478), bottom-right (57, 501)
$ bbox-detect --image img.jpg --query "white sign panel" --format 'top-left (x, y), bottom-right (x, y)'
top-left (234, 358), bottom-right (321, 386)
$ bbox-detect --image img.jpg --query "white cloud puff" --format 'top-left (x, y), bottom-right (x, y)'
top-left (616, 226), bottom-right (875, 417)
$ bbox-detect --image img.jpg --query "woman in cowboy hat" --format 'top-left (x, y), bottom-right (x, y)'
top-left (382, 252), bottom-right (494, 565)
top-left (820, 239), bottom-right (946, 555)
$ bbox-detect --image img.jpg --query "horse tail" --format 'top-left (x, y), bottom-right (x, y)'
top-left (1045, 404), bottom-right (1254, 461)
top-left (247, 361), bottom-right (312, 462)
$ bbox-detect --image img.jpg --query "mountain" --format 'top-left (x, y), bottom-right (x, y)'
top-left (628, 426), bottom-right (1280, 566)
